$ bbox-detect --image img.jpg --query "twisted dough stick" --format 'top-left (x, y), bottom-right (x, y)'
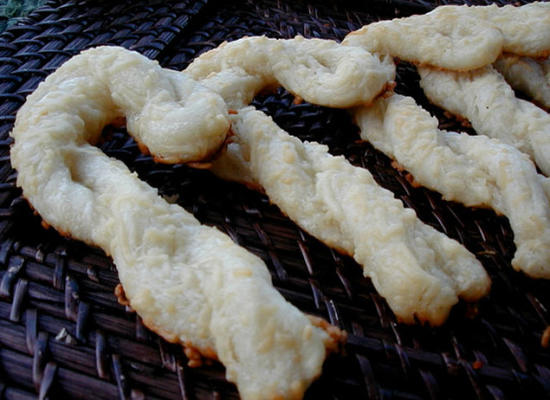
top-left (343, 2), bottom-right (550, 71)
top-left (210, 107), bottom-right (490, 325)
top-left (418, 65), bottom-right (550, 176)
top-left (184, 42), bottom-right (490, 325)
top-left (10, 46), bottom-right (346, 400)
top-left (494, 54), bottom-right (550, 110)
top-left (354, 94), bottom-right (550, 279)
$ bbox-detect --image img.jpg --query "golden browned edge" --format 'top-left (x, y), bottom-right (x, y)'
top-left (114, 283), bottom-right (130, 306)
top-left (472, 360), bottom-right (483, 370)
top-left (390, 160), bottom-right (422, 188)
top-left (530, 49), bottom-right (550, 60)
top-left (542, 326), bottom-right (550, 348)
top-left (103, 116), bottom-right (226, 165)
top-left (25, 199), bottom-right (78, 241)
top-left (464, 302), bottom-right (480, 319)
top-left (414, 61), bottom-right (496, 74)
top-left (115, 280), bottom-right (346, 370)
top-left (114, 283), bottom-right (219, 367)
top-left (442, 110), bottom-right (472, 129)
top-left (370, 116), bottom-right (499, 216)
top-left (293, 95), bottom-right (304, 105)
top-left (343, 25), bottom-right (367, 40)
top-left (307, 315), bottom-right (347, 355)
top-left (186, 161), bottom-right (213, 169)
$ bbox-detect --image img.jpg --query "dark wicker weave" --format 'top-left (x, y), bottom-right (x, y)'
top-left (0, 0), bottom-right (549, 399)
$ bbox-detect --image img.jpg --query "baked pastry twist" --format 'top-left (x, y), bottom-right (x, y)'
top-left (343, 2), bottom-right (550, 70)
top-left (185, 38), bottom-right (490, 326)
top-left (355, 94), bottom-right (550, 279)
top-left (11, 3), bottom-right (550, 396)
top-left (418, 65), bottom-right (550, 176)
top-left (10, 46), bottom-right (346, 400)
top-left (210, 107), bottom-right (490, 325)
top-left (494, 54), bottom-right (550, 110)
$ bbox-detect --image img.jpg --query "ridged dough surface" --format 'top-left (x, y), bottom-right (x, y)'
top-left (210, 107), bottom-right (490, 326)
top-left (418, 65), bottom-right (550, 176)
top-left (10, 46), bottom-right (341, 400)
top-left (185, 34), bottom-right (490, 325)
top-left (474, 2), bottom-right (550, 57)
top-left (343, 2), bottom-right (550, 70)
top-left (186, 35), bottom-right (395, 108)
top-left (343, 5), bottom-right (503, 71)
top-left (355, 94), bottom-right (550, 278)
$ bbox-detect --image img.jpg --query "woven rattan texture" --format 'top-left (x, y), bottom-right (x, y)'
top-left (0, 0), bottom-right (548, 399)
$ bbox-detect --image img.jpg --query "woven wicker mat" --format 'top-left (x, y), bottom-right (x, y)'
top-left (1, 0), bottom-right (549, 399)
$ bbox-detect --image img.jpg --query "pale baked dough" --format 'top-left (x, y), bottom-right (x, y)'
top-left (186, 35), bottom-right (395, 108)
top-left (472, 2), bottom-right (550, 57)
top-left (10, 46), bottom-right (342, 400)
top-left (355, 94), bottom-right (550, 278)
top-left (210, 107), bottom-right (490, 326)
top-left (23, 46), bottom-right (229, 163)
top-left (187, 35), bottom-right (489, 325)
top-left (418, 65), bottom-right (550, 176)
top-left (494, 54), bottom-right (550, 110)
top-left (343, 5), bottom-right (504, 71)
top-left (343, 2), bottom-right (550, 70)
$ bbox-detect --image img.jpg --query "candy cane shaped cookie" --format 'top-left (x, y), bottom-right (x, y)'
top-left (354, 94), bottom-right (550, 279)
top-left (418, 65), bottom-right (550, 176)
top-left (10, 46), bottom-right (345, 400)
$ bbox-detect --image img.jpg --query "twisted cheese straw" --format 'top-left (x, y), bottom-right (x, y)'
top-left (418, 65), bottom-right (550, 176)
top-left (210, 107), bottom-right (491, 325)
top-left (10, 46), bottom-right (343, 400)
top-left (343, 2), bottom-right (550, 70)
top-left (184, 39), bottom-right (490, 325)
top-left (355, 94), bottom-right (550, 279)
